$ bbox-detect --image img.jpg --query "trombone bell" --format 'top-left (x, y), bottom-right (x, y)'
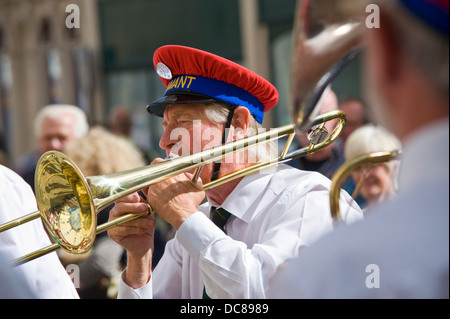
top-left (35, 151), bottom-right (96, 254)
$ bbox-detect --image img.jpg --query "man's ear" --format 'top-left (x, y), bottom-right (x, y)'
top-left (230, 106), bottom-right (251, 140)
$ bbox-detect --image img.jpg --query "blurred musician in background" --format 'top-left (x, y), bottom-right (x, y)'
top-left (269, 0), bottom-right (449, 298)
top-left (0, 164), bottom-right (79, 298)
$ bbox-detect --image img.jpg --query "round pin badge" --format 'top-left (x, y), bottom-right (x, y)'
top-left (156, 62), bottom-right (173, 80)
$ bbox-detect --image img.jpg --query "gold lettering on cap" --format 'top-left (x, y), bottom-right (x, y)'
top-left (166, 76), bottom-right (197, 92)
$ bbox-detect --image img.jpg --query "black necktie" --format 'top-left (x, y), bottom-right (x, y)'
top-left (210, 206), bottom-right (232, 233)
top-left (203, 206), bottom-right (232, 299)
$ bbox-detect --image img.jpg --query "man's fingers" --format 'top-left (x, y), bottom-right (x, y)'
top-left (151, 157), bottom-right (165, 164)
top-left (112, 215), bottom-right (155, 234)
top-left (109, 201), bottom-right (150, 222)
top-left (184, 172), bottom-right (204, 189)
top-left (114, 192), bottom-right (142, 204)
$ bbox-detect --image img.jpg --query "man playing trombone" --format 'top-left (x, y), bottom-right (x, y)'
top-left (108, 45), bottom-right (363, 299)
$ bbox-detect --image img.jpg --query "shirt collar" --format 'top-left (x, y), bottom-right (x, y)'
top-left (207, 168), bottom-right (273, 223)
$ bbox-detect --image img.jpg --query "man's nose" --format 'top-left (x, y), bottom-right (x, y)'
top-left (159, 126), bottom-right (176, 153)
top-left (49, 137), bottom-right (64, 151)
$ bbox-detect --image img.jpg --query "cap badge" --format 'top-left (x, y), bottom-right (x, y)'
top-left (156, 62), bottom-right (173, 80)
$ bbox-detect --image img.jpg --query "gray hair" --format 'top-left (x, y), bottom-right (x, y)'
top-left (203, 102), bottom-right (278, 162)
top-left (345, 124), bottom-right (402, 188)
top-left (33, 104), bottom-right (89, 139)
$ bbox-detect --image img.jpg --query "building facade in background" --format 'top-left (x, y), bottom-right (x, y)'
top-left (0, 0), bottom-right (103, 167)
top-left (0, 0), bottom-right (361, 169)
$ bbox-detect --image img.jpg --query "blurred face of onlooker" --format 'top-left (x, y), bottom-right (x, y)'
top-left (344, 124), bottom-right (401, 209)
top-left (39, 113), bottom-right (78, 153)
top-left (351, 163), bottom-right (396, 206)
top-left (339, 99), bottom-right (366, 143)
top-left (297, 89), bottom-right (339, 161)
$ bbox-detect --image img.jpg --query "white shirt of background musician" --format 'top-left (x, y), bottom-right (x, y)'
top-left (0, 165), bottom-right (79, 299)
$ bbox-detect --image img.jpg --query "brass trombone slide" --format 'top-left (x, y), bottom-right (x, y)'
top-left (6, 110), bottom-right (346, 266)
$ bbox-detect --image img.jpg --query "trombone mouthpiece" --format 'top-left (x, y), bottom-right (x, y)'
top-left (165, 153), bottom-right (180, 160)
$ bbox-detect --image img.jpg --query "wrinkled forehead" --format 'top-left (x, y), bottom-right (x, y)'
top-left (161, 104), bottom-right (222, 129)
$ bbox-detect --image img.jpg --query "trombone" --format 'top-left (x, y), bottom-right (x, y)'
top-left (2, 110), bottom-right (346, 266)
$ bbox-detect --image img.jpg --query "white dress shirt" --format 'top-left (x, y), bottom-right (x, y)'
top-left (118, 164), bottom-right (363, 298)
top-left (269, 119), bottom-right (449, 298)
top-left (0, 254), bottom-right (36, 298)
top-left (0, 165), bottom-right (79, 299)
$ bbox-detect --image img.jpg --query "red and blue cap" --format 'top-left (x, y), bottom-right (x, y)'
top-left (146, 45), bottom-right (279, 124)
top-left (399, 0), bottom-right (449, 36)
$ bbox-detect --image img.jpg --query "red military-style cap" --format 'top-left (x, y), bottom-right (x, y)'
top-left (146, 45), bottom-right (279, 124)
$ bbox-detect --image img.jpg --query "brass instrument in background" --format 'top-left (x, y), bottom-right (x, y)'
top-left (290, 0), bottom-right (364, 133)
top-left (291, 0), bottom-right (393, 222)
top-left (330, 151), bottom-right (400, 224)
